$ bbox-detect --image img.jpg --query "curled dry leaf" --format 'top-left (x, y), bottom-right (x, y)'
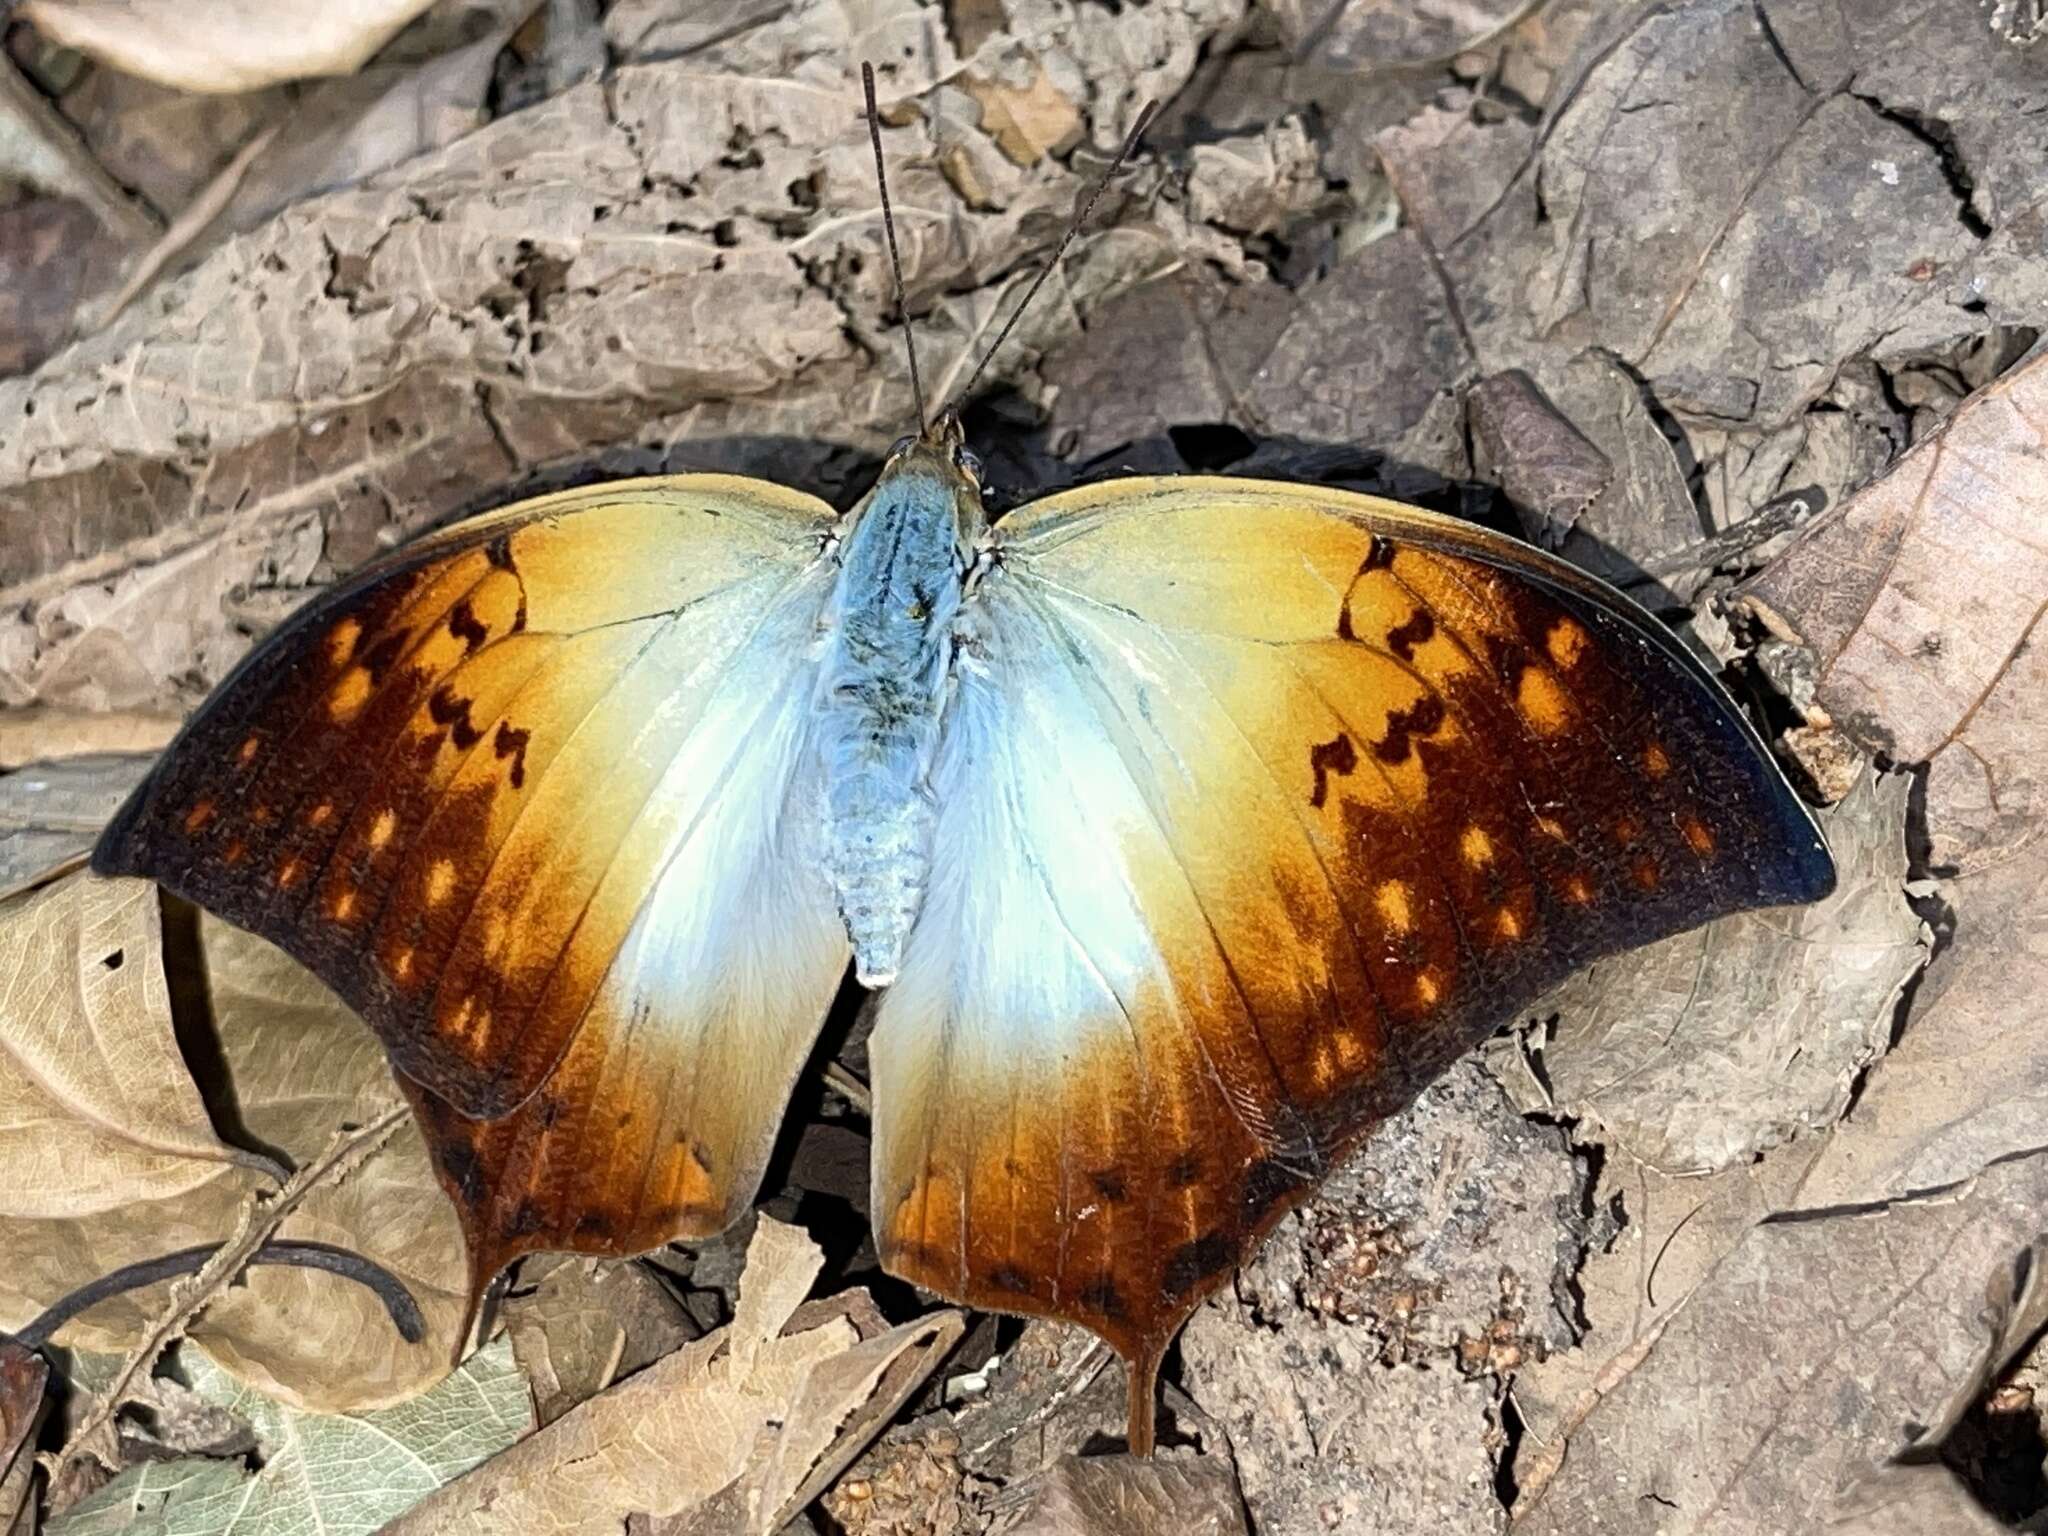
top-left (386, 1217), bottom-right (964, 1536)
top-left (18, 0), bottom-right (444, 94)
top-left (1739, 343), bottom-right (2048, 1204)
top-left (1513, 1152), bottom-right (2048, 1533)
top-left (0, 879), bottom-right (471, 1411)
top-left (0, 874), bottom-right (243, 1217)
top-left (1495, 768), bottom-right (1928, 1174)
top-left (0, 753), bottom-right (156, 899)
top-left (44, 1340), bottom-right (531, 1536)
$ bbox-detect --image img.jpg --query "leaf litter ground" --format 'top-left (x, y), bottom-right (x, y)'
top-left (0, 0), bottom-right (2045, 1532)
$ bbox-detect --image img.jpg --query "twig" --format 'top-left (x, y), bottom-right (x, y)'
top-left (1637, 491), bottom-right (1819, 578)
top-left (44, 1103), bottom-right (409, 1508)
top-left (823, 1061), bottom-right (872, 1116)
top-left (14, 1240), bottom-right (423, 1352)
top-left (83, 121), bottom-right (282, 334)
top-left (0, 54), bottom-right (159, 242)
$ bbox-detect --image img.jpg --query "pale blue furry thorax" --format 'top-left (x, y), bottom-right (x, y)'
top-left (814, 449), bottom-right (982, 986)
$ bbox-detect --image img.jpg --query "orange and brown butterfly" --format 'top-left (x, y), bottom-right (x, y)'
top-left (91, 68), bottom-right (1833, 1454)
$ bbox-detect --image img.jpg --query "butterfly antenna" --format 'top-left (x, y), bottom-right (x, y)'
top-left (863, 62), bottom-right (927, 433)
top-left (949, 97), bottom-right (1159, 413)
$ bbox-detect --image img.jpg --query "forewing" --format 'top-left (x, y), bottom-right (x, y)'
top-left (95, 475), bottom-right (852, 1286)
top-left (870, 477), bottom-right (1832, 1430)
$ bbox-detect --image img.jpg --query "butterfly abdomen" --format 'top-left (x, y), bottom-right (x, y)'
top-left (816, 462), bottom-right (973, 986)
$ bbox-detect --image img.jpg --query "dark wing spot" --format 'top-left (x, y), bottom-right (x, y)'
top-left (1077, 1274), bottom-right (1128, 1322)
top-left (575, 1210), bottom-right (614, 1237)
top-left (1309, 731), bottom-right (1358, 809)
top-left (1373, 694), bottom-right (1447, 764)
top-left (448, 599), bottom-right (489, 654)
top-left (1165, 1150), bottom-right (1204, 1188)
top-left (485, 535), bottom-right (517, 571)
top-left (1088, 1168), bottom-right (1130, 1202)
top-left (1163, 1231), bottom-right (1235, 1295)
top-left (507, 1198), bottom-right (544, 1237)
top-left (1385, 608), bottom-right (1436, 660)
top-left (1485, 633), bottom-right (1531, 688)
top-left (440, 1141), bottom-right (486, 1204)
top-left (494, 721), bottom-right (532, 788)
top-left (984, 1264), bottom-right (1035, 1296)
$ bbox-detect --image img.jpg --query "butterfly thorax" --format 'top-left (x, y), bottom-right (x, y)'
top-left (817, 429), bottom-right (983, 986)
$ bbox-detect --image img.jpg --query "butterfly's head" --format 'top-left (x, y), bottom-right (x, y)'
top-left (873, 408), bottom-right (987, 543)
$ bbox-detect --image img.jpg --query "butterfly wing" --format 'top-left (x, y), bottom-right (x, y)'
top-left (869, 477), bottom-right (1833, 1446)
top-left (95, 476), bottom-right (852, 1291)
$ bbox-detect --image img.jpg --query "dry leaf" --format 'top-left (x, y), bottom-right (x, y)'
top-left (0, 874), bottom-right (245, 1216)
top-left (0, 882), bottom-right (471, 1411)
top-left (44, 1339), bottom-right (531, 1536)
top-left (0, 753), bottom-right (155, 898)
top-left (19, 0), bottom-right (444, 93)
top-left (1740, 344), bottom-right (2048, 1205)
top-left (503, 1256), bottom-right (694, 1426)
top-left (0, 1340), bottom-right (47, 1536)
top-left (1513, 1152), bottom-right (2048, 1533)
top-left (386, 1217), bottom-right (962, 1536)
top-left (987, 1454), bottom-right (1247, 1535)
top-left (1495, 768), bottom-right (1929, 1173)
top-left (0, 709), bottom-right (180, 770)
top-left (963, 67), bottom-right (1082, 167)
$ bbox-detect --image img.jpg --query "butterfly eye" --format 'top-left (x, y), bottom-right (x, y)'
top-left (955, 447), bottom-right (982, 479)
top-left (888, 435), bottom-right (916, 458)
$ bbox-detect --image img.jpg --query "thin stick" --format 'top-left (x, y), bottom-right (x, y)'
top-left (862, 62), bottom-right (926, 432)
top-left (44, 1104), bottom-right (408, 1510)
top-left (949, 98), bottom-right (1159, 414)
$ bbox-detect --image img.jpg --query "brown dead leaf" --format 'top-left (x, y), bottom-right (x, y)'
top-left (1740, 343), bottom-right (2048, 1205)
top-left (1494, 768), bottom-right (1928, 1174)
top-left (963, 66), bottom-right (1082, 167)
top-left (386, 1217), bottom-right (962, 1536)
top-left (504, 1255), bottom-right (695, 1426)
top-left (987, 1453), bottom-right (1248, 1535)
top-left (0, 752), bottom-right (155, 898)
top-left (19, 0), bottom-right (444, 93)
top-left (0, 874), bottom-right (246, 1214)
top-left (0, 882), bottom-right (471, 1411)
top-left (1513, 1153), bottom-right (2048, 1533)
top-left (0, 708), bottom-right (179, 769)
top-left (0, 1339), bottom-right (47, 1536)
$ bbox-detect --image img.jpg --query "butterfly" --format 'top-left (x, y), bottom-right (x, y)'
top-left (91, 70), bottom-right (1835, 1454)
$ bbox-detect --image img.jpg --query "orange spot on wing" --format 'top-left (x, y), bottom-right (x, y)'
top-left (1631, 854), bottom-right (1660, 890)
top-left (1515, 666), bottom-right (1572, 736)
top-left (1681, 815), bottom-right (1716, 855)
top-left (426, 858), bottom-right (455, 907)
top-left (308, 801), bottom-right (335, 828)
top-left (237, 734), bottom-right (261, 765)
top-left (1534, 814), bottom-right (1568, 841)
top-left (369, 809), bottom-right (398, 851)
top-left (276, 857), bottom-right (304, 889)
top-left (1544, 616), bottom-right (1590, 669)
top-left (1495, 908), bottom-right (1523, 941)
top-left (1562, 872), bottom-right (1594, 905)
top-left (1375, 880), bottom-right (1413, 933)
top-left (183, 801), bottom-right (215, 835)
top-left (330, 889), bottom-right (357, 922)
top-left (390, 945), bottom-right (415, 984)
top-left (328, 667), bottom-right (374, 722)
top-left (326, 616), bottom-right (362, 667)
top-left (1414, 970), bottom-right (1442, 1009)
top-left (1460, 825), bottom-right (1494, 867)
top-left (1644, 741), bottom-right (1673, 779)
top-left (222, 838), bottom-right (247, 866)
top-left (1614, 815), bottom-right (1642, 846)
